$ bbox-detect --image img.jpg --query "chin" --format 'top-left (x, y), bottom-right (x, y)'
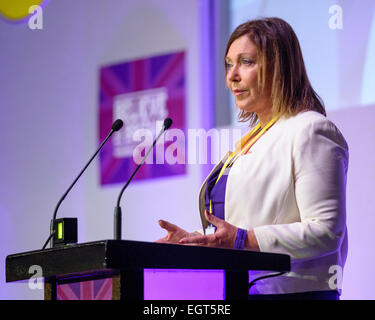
top-left (236, 104), bottom-right (254, 113)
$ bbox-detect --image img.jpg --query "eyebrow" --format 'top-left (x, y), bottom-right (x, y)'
top-left (225, 52), bottom-right (256, 61)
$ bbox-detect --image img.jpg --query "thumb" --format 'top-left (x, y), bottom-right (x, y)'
top-left (158, 219), bottom-right (178, 232)
top-left (205, 210), bottom-right (221, 227)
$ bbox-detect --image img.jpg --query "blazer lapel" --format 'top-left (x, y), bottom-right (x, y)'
top-left (198, 151), bottom-right (232, 233)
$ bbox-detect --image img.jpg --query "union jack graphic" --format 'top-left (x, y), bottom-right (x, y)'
top-left (98, 51), bottom-right (186, 186)
top-left (57, 278), bottom-right (113, 300)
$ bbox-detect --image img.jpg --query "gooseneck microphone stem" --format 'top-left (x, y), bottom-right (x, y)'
top-left (42, 119), bottom-right (123, 250)
top-left (114, 118), bottom-right (172, 241)
top-left (115, 129), bottom-right (165, 208)
top-left (41, 232), bottom-right (55, 251)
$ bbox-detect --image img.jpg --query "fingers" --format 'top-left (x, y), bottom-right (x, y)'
top-left (205, 210), bottom-right (223, 227)
top-left (179, 233), bottom-right (220, 246)
top-left (154, 235), bottom-right (169, 243)
top-left (179, 235), bottom-right (209, 246)
top-left (178, 212), bottom-right (232, 248)
top-left (158, 219), bottom-right (179, 232)
top-left (177, 212), bottom-right (223, 246)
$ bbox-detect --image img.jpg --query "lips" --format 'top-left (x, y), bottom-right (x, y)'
top-left (233, 89), bottom-right (248, 96)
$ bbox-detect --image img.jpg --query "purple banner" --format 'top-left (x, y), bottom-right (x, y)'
top-left (99, 51), bottom-right (186, 185)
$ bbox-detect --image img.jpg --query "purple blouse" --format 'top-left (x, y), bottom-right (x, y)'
top-left (205, 163), bottom-right (232, 222)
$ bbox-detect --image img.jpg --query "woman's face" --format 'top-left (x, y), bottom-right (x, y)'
top-left (225, 35), bottom-right (272, 116)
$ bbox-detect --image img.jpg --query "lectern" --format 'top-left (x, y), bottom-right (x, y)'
top-left (6, 240), bottom-right (290, 300)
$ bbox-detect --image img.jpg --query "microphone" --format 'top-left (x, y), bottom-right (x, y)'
top-left (111, 119), bottom-right (124, 131)
top-left (42, 119), bottom-right (124, 249)
top-left (113, 118), bottom-right (173, 240)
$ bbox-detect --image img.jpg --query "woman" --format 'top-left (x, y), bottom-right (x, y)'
top-left (157, 17), bottom-right (348, 300)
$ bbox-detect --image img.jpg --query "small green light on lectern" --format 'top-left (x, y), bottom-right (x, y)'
top-left (58, 222), bottom-right (63, 240)
top-left (53, 218), bottom-right (77, 247)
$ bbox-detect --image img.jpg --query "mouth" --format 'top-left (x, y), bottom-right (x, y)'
top-left (233, 89), bottom-right (248, 96)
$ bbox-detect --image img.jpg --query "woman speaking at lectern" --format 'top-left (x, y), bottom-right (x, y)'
top-left (157, 17), bottom-right (348, 300)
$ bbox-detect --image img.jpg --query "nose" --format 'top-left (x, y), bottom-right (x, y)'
top-left (226, 64), bottom-right (240, 83)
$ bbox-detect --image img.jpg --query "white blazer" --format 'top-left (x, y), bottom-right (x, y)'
top-left (198, 110), bottom-right (349, 295)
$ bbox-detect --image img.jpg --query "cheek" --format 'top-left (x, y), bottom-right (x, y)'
top-left (246, 70), bottom-right (259, 89)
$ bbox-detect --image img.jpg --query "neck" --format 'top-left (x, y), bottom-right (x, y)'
top-left (257, 111), bottom-right (274, 129)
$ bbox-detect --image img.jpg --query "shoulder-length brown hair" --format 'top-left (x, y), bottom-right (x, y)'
top-left (225, 17), bottom-right (326, 124)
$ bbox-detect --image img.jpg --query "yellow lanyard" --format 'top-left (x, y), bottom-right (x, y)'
top-left (209, 114), bottom-right (280, 214)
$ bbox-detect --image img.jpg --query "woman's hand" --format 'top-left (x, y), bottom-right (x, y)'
top-left (155, 220), bottom-right (200, 244)
top-left (178, 210), bottom-right (237, 248)
top-left (179, 210), bottom-right (260, 251)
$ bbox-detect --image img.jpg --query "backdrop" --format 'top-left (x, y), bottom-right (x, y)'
top-left (1, 0), bottom-right (374, 300)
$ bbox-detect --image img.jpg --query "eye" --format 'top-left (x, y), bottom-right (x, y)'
top-left (225, 61), bottom-right (233, 70)
top-left (241, 58), bottom-right (254, 66)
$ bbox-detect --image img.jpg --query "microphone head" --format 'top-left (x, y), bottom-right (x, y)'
top-left (112, 119), bottom-right (124, 132)
top-left (163, 118), bottom-right (173, 130)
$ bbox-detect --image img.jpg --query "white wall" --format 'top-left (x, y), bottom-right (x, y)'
top-left (0, 0), bottom-right (204, 299)
top-left (328, 106), bottom-right (375, 300)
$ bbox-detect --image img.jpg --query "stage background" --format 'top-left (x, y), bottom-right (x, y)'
top-left (1, 0), bottom-right (374, 300)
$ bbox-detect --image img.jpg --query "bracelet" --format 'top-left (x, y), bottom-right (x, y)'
top-left (234, 228), bottom-right (247, 250)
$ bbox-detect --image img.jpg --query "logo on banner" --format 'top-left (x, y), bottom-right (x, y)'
top-left (112, 88), bottom-right (168, 158)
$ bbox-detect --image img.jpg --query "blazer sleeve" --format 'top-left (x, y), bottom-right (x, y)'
top-left (253, 118), bottom-right (349, 260)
